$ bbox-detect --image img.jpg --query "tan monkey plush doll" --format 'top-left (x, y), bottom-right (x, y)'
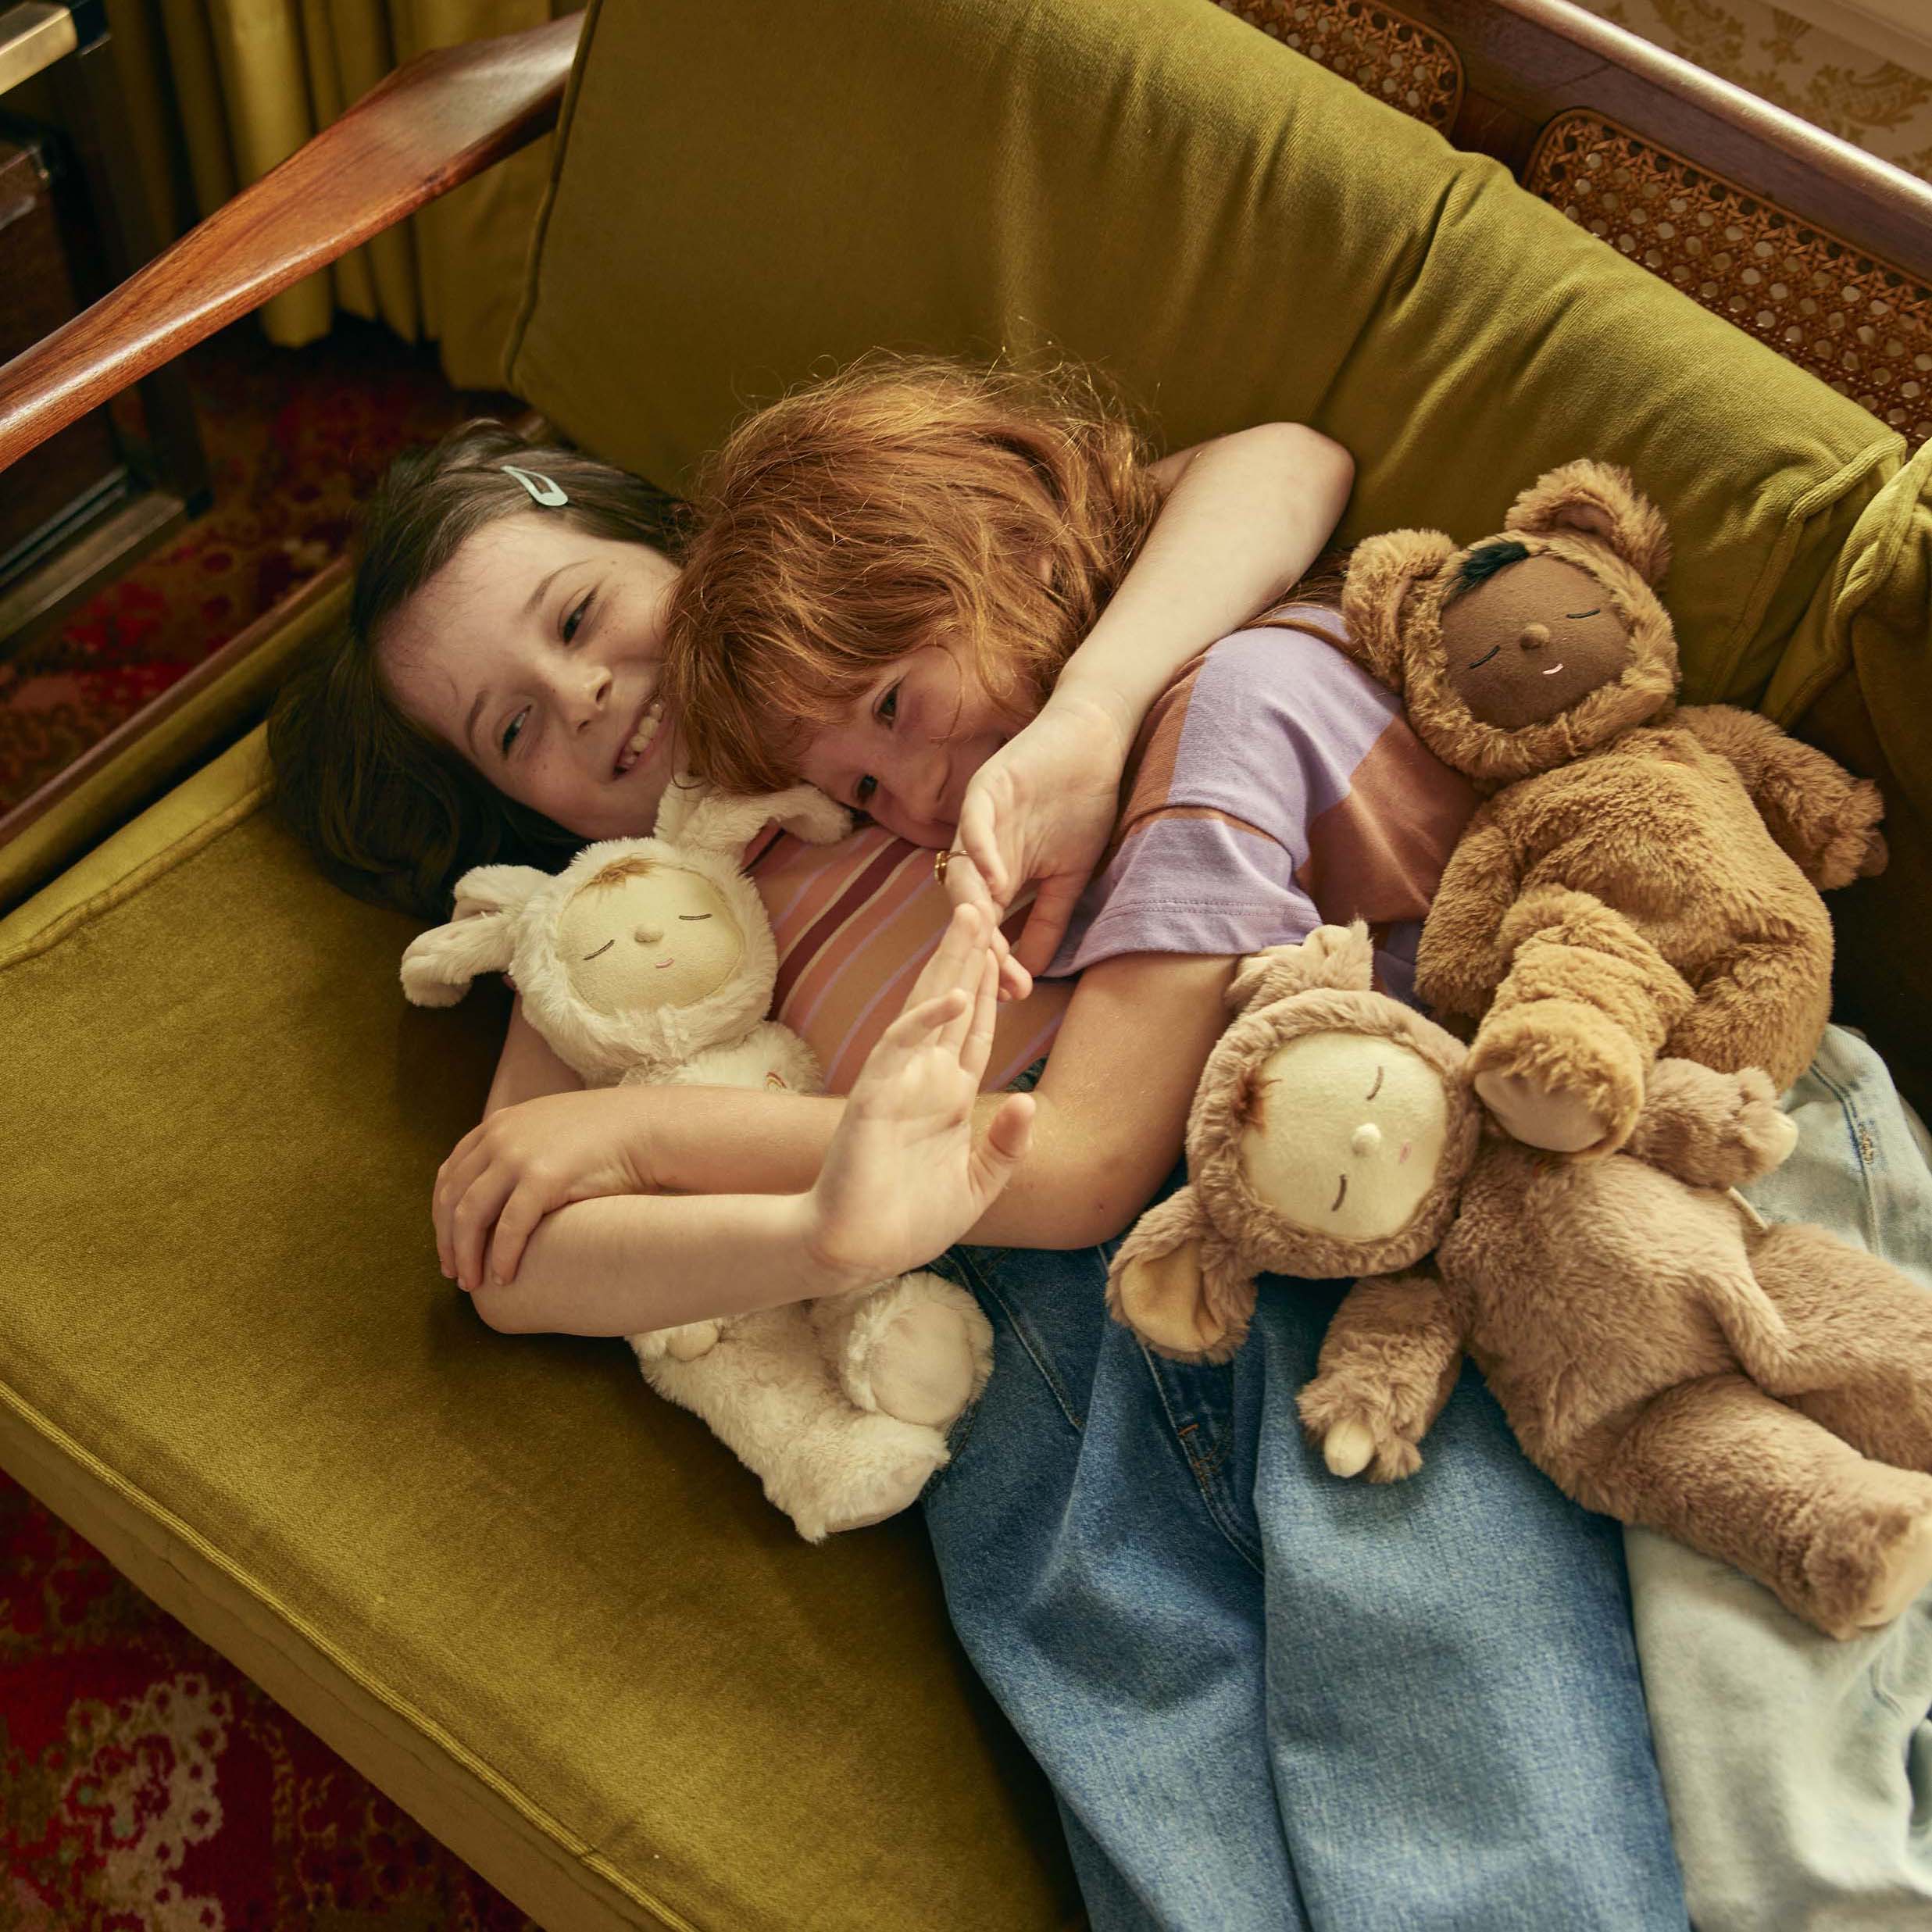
top-left (1109, 925), bottom-right (1932, 1640)
top-left (1340, 461), bottom-right (1886, 1156)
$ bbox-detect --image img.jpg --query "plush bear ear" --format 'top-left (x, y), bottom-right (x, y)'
top-left (1503, 459), bottom-right (1672, 586)
top-left (655, 776), bottom-right (851, 855)
top-left (1227, 923), bottom-right (1375, 1016)
top-left (1108, 1189), bottom-right (1253, 1365)
top-left (1338, 529), bottom-right (1459, 693)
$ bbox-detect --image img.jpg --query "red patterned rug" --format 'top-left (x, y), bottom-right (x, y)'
top-left (2, 320), bottom-right (535, 1926)
top-left (2, 1479), bottom-right (537, 1930)
top-left (0, 316), bottom-right (516, 814)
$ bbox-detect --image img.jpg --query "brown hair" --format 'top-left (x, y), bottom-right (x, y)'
top-left (266, 420), bottom-right (684, 918)
top-left (663, 355), bottom-right (1169, 795)
top-left (583, 854), bottom-right (660, 891)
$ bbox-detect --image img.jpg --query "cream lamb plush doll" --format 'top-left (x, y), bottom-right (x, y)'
top-left (400, 777), bottom-right (992, 1541)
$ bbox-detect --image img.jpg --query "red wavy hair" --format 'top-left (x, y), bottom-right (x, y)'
top-left (663, 355), bottom-right (1166, 795)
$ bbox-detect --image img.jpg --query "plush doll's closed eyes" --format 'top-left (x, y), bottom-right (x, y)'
top-left (1338, 460), bottom-right (1887, 1157)
top-left (1109, 925), bottom-right (1932, 1640)
top-left (400, 779), bottom-right (991, 1541)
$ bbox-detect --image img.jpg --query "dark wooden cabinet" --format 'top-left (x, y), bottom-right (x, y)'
top-left (0, 8), bottom-right (207, 655)
top-left (0, 126), bottom-right (130, 592)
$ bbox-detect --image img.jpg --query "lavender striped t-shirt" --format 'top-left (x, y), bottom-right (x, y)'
top-left (1045, 612), bottom-right (1478, 1002)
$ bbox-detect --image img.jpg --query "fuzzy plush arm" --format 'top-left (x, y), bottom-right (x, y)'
top-left (1414, 808), bottom-right (1521, 1021)
top-left (1677, 705), bottom-right (1887, 890)
top-left (1623, 1059), bottom-right (1798, 1191)
top-left (1297, 1270), bottom-right (1468, 1481)
top-left (1107, 1188), bottom-right (1258, 1366)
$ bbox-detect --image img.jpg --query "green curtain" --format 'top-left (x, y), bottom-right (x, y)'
top-left (108, 0), bottom-right (576, 388)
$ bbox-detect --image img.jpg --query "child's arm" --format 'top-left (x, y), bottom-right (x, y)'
top-left (484, 995), bottom-right (585, 1115)
top-left (444, 945), bottom-right (1233, 1305)
top-left (470, 908), bottom-right (1034, 1334)
top-left (953, 423), bottom-right (1353, 982)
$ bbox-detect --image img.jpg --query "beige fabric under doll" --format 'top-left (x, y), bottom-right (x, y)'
top-left (400, 779), bottom-right (991, 1541)
top-left (1109, 925), bottom-right (1932, 1639)
top-left (1337, 459), bottom-right (1887, 1157)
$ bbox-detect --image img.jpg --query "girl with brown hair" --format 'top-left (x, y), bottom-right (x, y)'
top-left (270, 357), bottom-right (1686, 1930)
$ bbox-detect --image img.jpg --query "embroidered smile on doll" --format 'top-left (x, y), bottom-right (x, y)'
top-left (1338, 459), bottom-right (1887, 1158)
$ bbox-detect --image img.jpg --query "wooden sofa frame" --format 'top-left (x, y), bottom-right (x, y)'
top-left (0, 0), bottom-right (1928, 884)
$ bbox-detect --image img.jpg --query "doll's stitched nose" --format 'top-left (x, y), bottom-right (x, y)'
top-left (1518, 623), bottom-right (1552, 651)
top-left (633, 925), bottom-right (664, 945)
top-left (1351, 1123), bottom-right (1383, 1158)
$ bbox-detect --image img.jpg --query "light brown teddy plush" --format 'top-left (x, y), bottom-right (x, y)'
top-left (1339, 460), bottom-right (1887, 1157)
top-left (1108, 925), bottom-right (1932, 1640)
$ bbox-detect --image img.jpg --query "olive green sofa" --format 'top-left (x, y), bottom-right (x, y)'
top-left (2, 1), bottom-right (1929, 1927)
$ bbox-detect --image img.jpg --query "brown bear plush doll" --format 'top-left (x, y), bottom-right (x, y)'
top-left (1108, 926), bottom-right (1932, 1640)
top-left (1340, 460), bottom-right (1887, 1156)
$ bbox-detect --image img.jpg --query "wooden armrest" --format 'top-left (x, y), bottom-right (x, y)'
top-left (0, 12), bottom-right (581, 473)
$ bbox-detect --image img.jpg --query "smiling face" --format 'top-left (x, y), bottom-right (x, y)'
top-left (1439, 553), bottom-right (1634, 730)
top-left (380, 514), bottom-right (684, 841)
top-left (1237, 1030), bottom-right (1450, 1242)
top-left (556, 866), bottom-right (745, 1017)
top-left (797, 636), bottom-right (1016, 848)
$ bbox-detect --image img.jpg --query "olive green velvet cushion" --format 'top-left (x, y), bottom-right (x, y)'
top-left (0, 730), bottom-right (1079, 1932)
top-left (505, 0), bottom-right (1930, 1098)
top-left (506, 0), bottom-right (1904, 714)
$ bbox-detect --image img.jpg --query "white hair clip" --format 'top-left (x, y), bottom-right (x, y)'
top-left (501, 463), bottom-right (568, 507)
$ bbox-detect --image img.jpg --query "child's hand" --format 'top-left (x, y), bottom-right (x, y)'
top-left (806, 904), bottom-right (1035, 1286)
top-left (950, 689), bottom-right (1129, 988)
top-left (434, 1087), bottom-right (653, 1292)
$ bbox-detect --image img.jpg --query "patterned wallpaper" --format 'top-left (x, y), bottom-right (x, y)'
top-left (1574, 0), bottom-right (1932, 183)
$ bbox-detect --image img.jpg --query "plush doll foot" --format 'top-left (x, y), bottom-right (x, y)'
top-left (1856, 1511), bottom-right (1932, 1631)
top-left (1298, 1380), bottom-right (1424, 1484)
top-left (1468, 999), bottom-right (1649, 1155)
top-left (633, 1320), bottom-right (723, 1364)
top-left (820, 1272), bottom-right (994, 1430)
top-left (812, 1423), bottom-right (955, 1537)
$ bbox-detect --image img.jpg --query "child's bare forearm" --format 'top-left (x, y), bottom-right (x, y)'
top-left (576, 953), bottom-right (1228, 1262)
top-left (471, 1190), bottom-right (835, 1335)
top-left (486, 995), bottom-right (586, 1115)
top-left (1058, 424), bottom-right (1352, 737)
top-left (639, 1084), bottom-right (848, 1195)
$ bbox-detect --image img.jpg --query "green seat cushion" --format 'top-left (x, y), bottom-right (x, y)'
top-left (0, 729), bottom-right (1078, 1932)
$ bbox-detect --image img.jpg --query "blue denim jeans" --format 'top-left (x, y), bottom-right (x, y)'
top-left (1629, 1026), bottom-right (1932, 1930)
top-left (921, 1215), bottom-right (1687, 1928)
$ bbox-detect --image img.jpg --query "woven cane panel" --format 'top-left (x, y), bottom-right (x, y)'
top-left (1525, 111), bottom-right (1932, 448)
top-left (1216, 0), bottom-right (1462, 133)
